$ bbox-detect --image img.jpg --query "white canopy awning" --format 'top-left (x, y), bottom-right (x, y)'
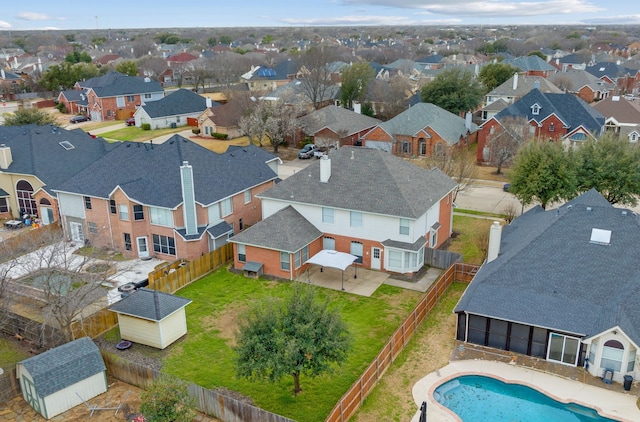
top-left (305, 249), bottom-right (357, 271)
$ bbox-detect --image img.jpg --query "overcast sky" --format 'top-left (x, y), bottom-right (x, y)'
top-left (1, 0), bottom-right (638, 31)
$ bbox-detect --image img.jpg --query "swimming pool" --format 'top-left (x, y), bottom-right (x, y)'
top-left (434, 374), bottom-right (618, 421)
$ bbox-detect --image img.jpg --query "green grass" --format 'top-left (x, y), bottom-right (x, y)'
top-left (160, 267), bottom-right (423, 422)
top-left (455, 208), bottom-right (505, 219)
top-left (0, 337), bottom-right (30, 369)
top-left (81, 121), bottom-right (122, 131)
top-left (98, 126), bottom-right (185, 142)
top-left (446, 215), bottom-right (494, 265)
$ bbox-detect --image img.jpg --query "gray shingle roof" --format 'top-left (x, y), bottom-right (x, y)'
top-left (504, 56), bottom-right (557, 72)
top-left (259, 146), bottom-right (457, 219)
top-left (375, 103), bottom-right (477, 147)
top-left (0, 125), bottom-right (118, 195)
top-left (80, 71), bottom-right (163, 97)
top-left (230, 205), bottom-right (322, 252)
top-left (140, 89), bottom-right (208, 118)
top-left (55, 138), bottom-right (278, 208)
top-left (19, 337), bottom-right (105, 397)
top-left (495, 89), bottom-right (605, 136)
top-left (298, 105), bottom-right (381, 137)
top-left (487, 75), bottom-right (562, 99)
top-left (109, 288), bottom-right (191, 321)
top-left (455, 190), bottom-right (640, 345)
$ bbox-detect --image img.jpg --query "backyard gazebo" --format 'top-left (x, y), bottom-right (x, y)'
top-left (305, 249), bottom-right (358, 290)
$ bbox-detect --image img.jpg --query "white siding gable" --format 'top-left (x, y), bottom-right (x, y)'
top-left (57, 192), bottom-right (85, 219)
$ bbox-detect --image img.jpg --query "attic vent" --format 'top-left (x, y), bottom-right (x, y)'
top-left (590, 228), bottom-right (611, 245)
top-left (59, 141), bottom-right (75, 150)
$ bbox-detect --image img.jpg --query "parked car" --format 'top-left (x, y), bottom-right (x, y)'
top-left (125, 117), bottom-right (135, 126)
top-left (69, 115), bottom-right (89, 123)
top-left (298, 144), bottom-right (318, 159)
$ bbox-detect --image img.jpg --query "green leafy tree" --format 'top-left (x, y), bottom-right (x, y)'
top-left (115, 60), bottom-right (139, 76)
top-left (140, 375), bottom-right (196, 422)
top-left (262, 34), bottom-right (274, 44)
top-left (478, 63), bottom-right (518, 91)
top-left (340, 62), bottom-right (375, 110)
top-left (65, 51), bottom-right (92, 64)
top-left (235, 284), bottom-right (352, 396)
top-left (576, 133), bottom-right (640, 206)
top-left (207, 36), bottom-right (217, 46)
top-left (219, 35), bottom-right (233, 45)
top-left (39, 62), bottom-right (104, 91)
top-left (2, 108), bottom-right (57, 126)
top-left (509, 141), bottom-right (577, 209)
top-left (527, 51), bottom-right (547, 60)
top-left (420, 68), bottom-right (484, 115)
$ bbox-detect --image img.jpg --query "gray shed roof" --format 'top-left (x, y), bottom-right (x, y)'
top-left (19, 337), bottom-right (105, 397)
top-left (259, 146), bottom-right (457, 219)
top-left (375, 103), bottom-right (477, 146)
top-left (455, 189), bottom-right (640, 345)
top-left (109, 288), bottom-right (191, 321)
top-left (139, 88), bottom-right (208, 118)
top-left (55, 138), bottom-right (278, 209)
top-left (230, 205), bottom-right (322, 252)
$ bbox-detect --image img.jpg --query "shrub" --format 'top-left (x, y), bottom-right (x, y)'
top-left (191, 128), bottom-right (200, 134)
top-left (212, 132), bottom-right (228, 140)
top-left (141, 123), bottom-right (151, 131)
top-left (140, 375), bottom-right (196, 422)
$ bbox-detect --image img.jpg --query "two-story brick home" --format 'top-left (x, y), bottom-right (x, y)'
top-left (53, 137), bottom-right (280, 261)
top-left (75, 71), bottom-right (164, 122)
top-left (477, 89), bottom-right (605, 164)
top-left (360, 102), bottom-right (478, 158)
top-left (229, 147), bottom-right (457, 280)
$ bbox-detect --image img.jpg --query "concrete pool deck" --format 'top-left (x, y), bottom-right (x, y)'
top-left (411, 360), bottom-right (640, 422)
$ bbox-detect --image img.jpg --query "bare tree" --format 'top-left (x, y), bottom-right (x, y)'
top-left (365, 76), bottom-right (412, 120)
top-left (210, 52), bottom-right (251, 94)
top-left (239, 99), bottom-right (302, 153)
top-left (297, 46), bottom-right (338, 109)
top-left (486, 116), bottom-right (531, 175)
top-left (550, 74), bottom-right (574, 92)
top-left (132, 39), bottom-right (156, 58)
top-left (501, 204), bottom-right (519, 224)
top-left (137, 56), bottom-right (167, 80)
top-left (190, 57), bottom-right (213, 92)
top-left (425, 148), bottom-right (478, 201)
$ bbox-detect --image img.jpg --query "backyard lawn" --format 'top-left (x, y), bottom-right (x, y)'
top-left (97, 126), bottom-right (186, 142)
top-left (0, 336), bottom-right (31, 370)
top-left (445, 215), bottom-right (495, 265)
top-left (158, 267), bottom-right (423, 422)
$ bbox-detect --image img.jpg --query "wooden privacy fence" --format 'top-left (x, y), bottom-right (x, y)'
top-left (325, 262), bottom-right (478, 422)
top-left (148, 243), bottom-right (233, 293)
top-left (100, 351), bottom-right (295, 422)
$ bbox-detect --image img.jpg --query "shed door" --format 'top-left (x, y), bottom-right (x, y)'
top-left (21, 376), bottom-right (42, 415)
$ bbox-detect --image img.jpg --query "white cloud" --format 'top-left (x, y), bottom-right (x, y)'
top-left (16, 12), bottom-right (53, 21)
top-left (280, 15), bottom-right (415, 26)
top-left (0, 20), bottom-right (11, 29)
top-left (582, 14), bottom-right (640, 24)
top-left (345, 0), bottom-right (603, 17)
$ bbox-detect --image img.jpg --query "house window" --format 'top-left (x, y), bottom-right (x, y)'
top-left (133, 204), bottom-right (144, 221)
top-left (119, 204), bottom-right (129, 221)
top-left (402, 141), bottom-right (411, 154)
top-left (84, 196), bottom-right (92, 210)
top-left (350, 211), bottom-right (363, 227)
top-left (547, 333), bottom-right (580, 366)
top-left (124, 233), bottom-right (132, 251)
top-left (301, 245), bottom-right (309, 263)
top-left (631, 133), bottom-right (638, 143)
top-left (87, 222), bottom-right (98, 234)
top-left (280, 251), bottom-right (290, 270)
top-left (0, 197), bottom-right (8, 213)
top-left (399, 218), bottom-right (410, 235)
top-left (144, 93), bottom-right (152, 99)
top-left (237, 244), bottom-right (246, 262)
top-left (126, 95), bottom-right (135, 102)
top-left (322, 207), bottom-right (334, 224)
top-left (107, 110), bottom-right (112, 117)
top-left (628, 349), bottom-right (636, 372)
top-left (16, 180), bottom-right (36, 215)
top-left (419, 140), bottom-right (427, 155)
top-left (150, 207), bottom-right (173, 227)
top-left (109, 199), bottom-right (117, 214)
top-left (323, 236), bottom-right (335, 250)
top-left (531, 104), bottom-right (540, 115)
top-left (152, 234), bottom-right (176, 256)
top-left (549, 123), bottom-right (555, 132)
top-left (221, 198), bottom-right (233, 217)
top-left (116, 96), bottom-right (125, 107)
top-left (431, 229), bottom-right (438, 247)
top-left (388, 250), bottom-right (402, 269)
top-left (350, 241), bottom-right (363, 264)
top-left (601, 340), bottom-right (624, 372)
top-left (244, 190), bottom-right (251, 204)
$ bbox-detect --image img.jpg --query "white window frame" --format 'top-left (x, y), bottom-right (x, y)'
top-left (119, 204), bottom-right (129, 221)
top-left (280, 251), bottom-right (290, 270)
top-left (350, 241), bottom-right (363, 263)
top-left (221, 197), bottom-right (233, 217)
top-left (150, 207), bottom-right (174, 227)
top-left (244, 190), bottom-right (251, 204)
top-left (323, 237), bottom-right (335, 250)
top-left (350, 211), bottom-right (363, 228)
top-left (399, 218), bottom-right (410, 235)
top-left (322, 207), bottom-right (334, 224)
top-left (547, 333), bottom-right (580, 366)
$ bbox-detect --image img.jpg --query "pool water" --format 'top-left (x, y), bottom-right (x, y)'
top-left (434, 375), bottom-right (618, 422)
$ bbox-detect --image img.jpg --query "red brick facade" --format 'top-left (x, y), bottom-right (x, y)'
top-left (362, 126), bottom-right (477, 158)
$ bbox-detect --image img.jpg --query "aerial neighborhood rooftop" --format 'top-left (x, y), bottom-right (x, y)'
top-left (2, 24), bottom-right (640, 422)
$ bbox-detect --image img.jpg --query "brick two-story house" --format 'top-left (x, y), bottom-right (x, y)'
top-left (53, 137), bottom-right (280, 261)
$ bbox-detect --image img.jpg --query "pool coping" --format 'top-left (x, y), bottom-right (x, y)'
top-left (411, 360), bottom-right (640, 422)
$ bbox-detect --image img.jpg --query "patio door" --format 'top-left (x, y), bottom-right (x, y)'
top-left (40, 207), bottom-right (54, 225)
top-left (136, 236), bottom-right (150, 259)
top-left (371, 247), bottom-right (381, 270)
top-left (69, 222), bottom-right (83, 242)
top-left (547, 333), bottom-right (580, 366)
